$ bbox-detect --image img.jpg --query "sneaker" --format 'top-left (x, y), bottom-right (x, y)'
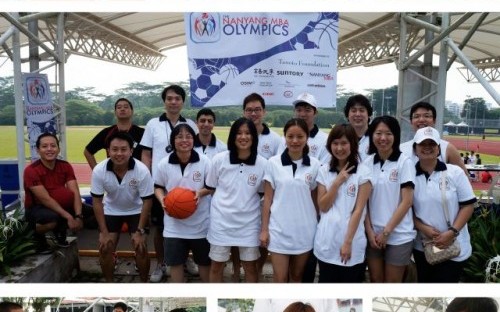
top-left (150, 263), bottom-right (166, 282)
top-left (35, 236), bottom-right (53, 255)
top-left (184, 257), bottom-right (199, 276)
top-left (46, 232), bottom-right (70, 248)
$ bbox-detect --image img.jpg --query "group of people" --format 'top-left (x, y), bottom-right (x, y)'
top-left (23, 85), bottom-right (477, 283)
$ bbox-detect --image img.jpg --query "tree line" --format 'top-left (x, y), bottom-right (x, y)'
top-left (1, 77), bottom-right (498, 128)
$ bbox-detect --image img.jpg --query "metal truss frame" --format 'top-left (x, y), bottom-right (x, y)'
top-left (338, 13), bottom-right (424, 69)
top-left (458, 57), bottom-right (500, 82)
top-left (372, 297), bottom-right (447, 312)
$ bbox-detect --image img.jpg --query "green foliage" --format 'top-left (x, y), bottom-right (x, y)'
top-left (463, 207), bottom-right (500, 282)
top-left (218, 299), bottom-right (254, 312)
top-left (461, 97), bottom-right (487, 119)
top-left (185, 307), bottom-right (206, 312)
top-left (0, 208), bottom-right (36, 276)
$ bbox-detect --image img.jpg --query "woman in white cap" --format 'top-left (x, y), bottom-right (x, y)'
top-left (411, 126), bottom-right (476, 282)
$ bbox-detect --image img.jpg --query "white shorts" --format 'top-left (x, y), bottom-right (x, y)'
top-left (209, 245), bottom-right (260, 262)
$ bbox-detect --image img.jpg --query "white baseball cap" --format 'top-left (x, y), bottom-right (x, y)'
top-left (413, 126), bottom-right (441, 145)
top-left (292, 92), bottom-right (317, 108)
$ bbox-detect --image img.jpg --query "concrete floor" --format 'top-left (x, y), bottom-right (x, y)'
top-left (73, 228), bottom-right (290, 283)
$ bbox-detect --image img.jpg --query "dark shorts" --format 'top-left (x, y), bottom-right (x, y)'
top-left (163, 237), bottom-right (211, 266)
top-left (366, 241), bottom-right (413, 266)
top-left (151, 196), bottom-right (164, 229)
top-left (104, 214), bottom-right (140, 234)
top-left (25, 205), bottom-right (61, 226)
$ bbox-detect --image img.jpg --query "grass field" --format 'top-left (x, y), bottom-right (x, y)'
top-left (1, 125), bottom-right (497, 164)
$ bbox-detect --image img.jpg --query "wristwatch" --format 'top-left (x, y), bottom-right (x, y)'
top-left (75, 214), bottom-right (84, 220)
top-left (382, 231), bottom-right (390, 237)
top-left (136, 228), bottom-right (146, 235)
top-left (448, 226), bottom-right (459, 237)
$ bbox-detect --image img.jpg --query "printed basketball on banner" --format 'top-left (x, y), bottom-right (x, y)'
top-left (189, 13), bottom-right (221, 43)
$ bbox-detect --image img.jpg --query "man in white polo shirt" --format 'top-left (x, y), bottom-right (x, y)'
top-left (91, 132), bottom-right (154, 282)
top-left (140, 84), bottom-right (199, 282)
top-left (344, 94), bottom-right (373, 161)
top-left (278, 92), bottom-right (330, 165)
top-left (243, 92), bottom-right (282, 160)
top-left (194, 108), bottom-right (227, 158)
top-left (400, 101), bottom-right (468, 175)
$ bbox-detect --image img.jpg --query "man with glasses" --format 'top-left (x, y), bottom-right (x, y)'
top-left (243, 93), bottom-right (282, 159)
top-left (140, 84), bottom-right (199, 282)
top-left (400, 101), bottom-right (468, 174)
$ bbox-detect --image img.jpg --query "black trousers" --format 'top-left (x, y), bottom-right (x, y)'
top-left (318, 259), bottom-right (366, 283)
top-left (413, 249), bottom-right (465, 283)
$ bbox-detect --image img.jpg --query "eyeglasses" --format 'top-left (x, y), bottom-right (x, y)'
top-left (244, 108), bottom-right (263, 114)
top-left (412, 113), bottom-right (434, 120)
top-left (174, 135), bottom-right (193, 141)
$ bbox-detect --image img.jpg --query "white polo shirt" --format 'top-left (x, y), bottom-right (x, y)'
top-left (400, 138), bottom-right (449, 164)
top-left (193, 133), bottom-right (227, 159)
top-left (278, 124), bottom-right (331, 165)
top-left (358, 134), bottom-right (370, 162)
top-left (155, 151), bottom-right (211, 239)
top-left (265, 151), bottom-right (320, 254)
top-left (314, 163), bottom-right (371, 266)
top-left (206, 150), bottom-right (267, 247)
top-left (362, 151), bottom-right (416, 245)
top-left (412, 161), bottom-right (476, 261)
top-left (257, 124), bottom-right (282, 159)
top-left (140, 113), bottom-right (198, 179)
top-left (91, 158), bottom-right (154, 215)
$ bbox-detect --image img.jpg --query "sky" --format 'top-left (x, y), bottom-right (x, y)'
top-left (1, 44), bottom-right (498, 107)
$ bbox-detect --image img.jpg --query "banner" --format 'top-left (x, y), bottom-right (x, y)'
top-left (185, 12), bottom-right (338, 108)
top-left (22, 73), bottom-right (57, 160)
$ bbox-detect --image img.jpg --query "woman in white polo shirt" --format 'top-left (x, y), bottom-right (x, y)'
top-left (363, 116), bottom-right (416, 283)
top-left (154, 123), bottom-right (212, 282)
top-left (411, 126), bottom-right (476, 282)
top-left (206, 117), bottom-right (267, 282)
top-left (260, 118), bottom-right (321, 283)
top-left (314, 124), bottom-right (372, 283)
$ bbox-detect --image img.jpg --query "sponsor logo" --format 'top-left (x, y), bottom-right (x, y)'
top-left (190, 13), bottom-right (220, 43)
top-left (276, 70), bottom-right (303, 76)
top-left (307, 83), bottom-right (326, 88)
top-left (259, 81), bottom-right (273, 87)
top-left (253, 68), bottom-right (274, 77)
top-left (193, 171), bottom-right (202, 182)
top-left (439, 177), bottom-right (450, 190)
top-left (389, 169), bottom-right (398, 182)
top-left (248, 174), bottom-right (258, 186)
top-left (308, 73), bottom-right (334, 80)
top-left (283, 91), bottom-right (293, 98)
top-left (240, 81), bottom-right (255, 86)
top-left (347, 183), bottom-right (356, 197)
top-left (310, 144), bottom-right (319, 155)
top-left (261, 144), bottom-right (271, 154)
top-left (262, 92), bottom-right (274, 96)
top-left (129, 178), bottom-right (138, 188)
top-left (305, 173), bottom-right (313, 185)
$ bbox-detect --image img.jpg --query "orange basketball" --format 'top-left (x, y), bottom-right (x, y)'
top-left (163, 187), bottom-right (198, 219)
